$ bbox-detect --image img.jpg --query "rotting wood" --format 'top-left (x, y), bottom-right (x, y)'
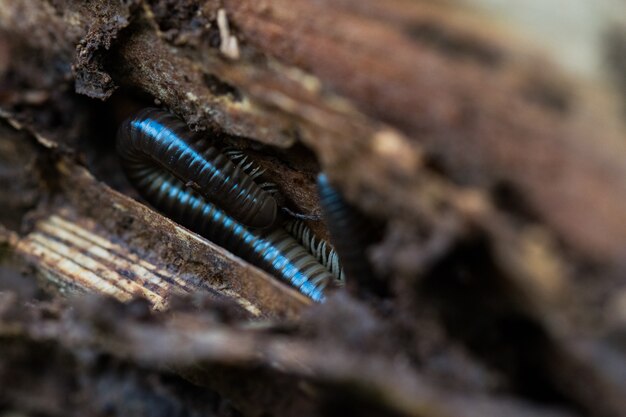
top-left (12, 155), bottom-right (311, 319)
top-left (216, 0), bottom-right (626, 264)
top-left (2, 1), bottom-right (626, 417)
top-left (0, 289), bottom-right (580, 417)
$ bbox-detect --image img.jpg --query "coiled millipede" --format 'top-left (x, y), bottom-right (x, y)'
top-left (117, 108), bottom-right (339, 302)
top-left (222, 148), bottom-right (345, 283)
top-left (117, 108), bottom-right (277, 230)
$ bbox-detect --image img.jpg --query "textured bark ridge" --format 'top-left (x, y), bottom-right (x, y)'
top-left (1, 1), bottom-right (626, 417)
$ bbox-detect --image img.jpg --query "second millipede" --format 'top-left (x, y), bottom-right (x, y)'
top-left (317, 173), bottom-right (381, 294)
top-left (117, 108), bottom-right (336, 302)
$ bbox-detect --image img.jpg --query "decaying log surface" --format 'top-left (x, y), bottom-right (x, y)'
top-left (1, 1), bottom-right (626, 416)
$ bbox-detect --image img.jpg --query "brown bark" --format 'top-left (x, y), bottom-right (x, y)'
top-left (1, 1), bottom-right (626, 417)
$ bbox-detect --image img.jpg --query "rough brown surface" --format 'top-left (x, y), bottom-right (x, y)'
top-left (1, 1), bottom-right (626, 417)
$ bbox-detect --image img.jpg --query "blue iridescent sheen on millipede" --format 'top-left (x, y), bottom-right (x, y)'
top-left (116, 108), bottom-right (334, 302)
top-left (317, 173), bottom-right (378, 290)
top-left (117, 108), bottom-right (277, 229)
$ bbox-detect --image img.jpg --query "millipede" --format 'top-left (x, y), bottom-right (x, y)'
top-left (317, 173), bottom-right (384, 295)
top-left (222, 149), bottom-right (345, 283)
top-left (117, 108), bottom-right (337, 302)
top-left (117, 108), bottom-right (278, 230)
top-left (221, 150), bottom-right (344, 283)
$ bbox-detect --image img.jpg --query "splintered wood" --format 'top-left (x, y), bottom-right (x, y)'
top-left (1, 1), bottom-right (626, 417)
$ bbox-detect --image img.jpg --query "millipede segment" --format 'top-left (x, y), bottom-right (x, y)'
top-left (284, 219), bottom-right (345, 283)
top-left (317, 174), bottom-right (383, 294)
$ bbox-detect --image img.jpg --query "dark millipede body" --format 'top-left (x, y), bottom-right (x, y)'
top-left (223, 148), bottom-right (319, 221)
top-left (222, 148), bottom-right (279, 194)
top-left (117, 108), bottom-right (277, 229)
top-left (284, 219), bottom-right (345, 282)
top-left (134, 171), bottom-right (332, 302)
top-left (222, 148), bottom-right (343, 282)
top-left (117, 108), bottom-right (335, 302)
top-left (317, 174), bottom-right (384, 295)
